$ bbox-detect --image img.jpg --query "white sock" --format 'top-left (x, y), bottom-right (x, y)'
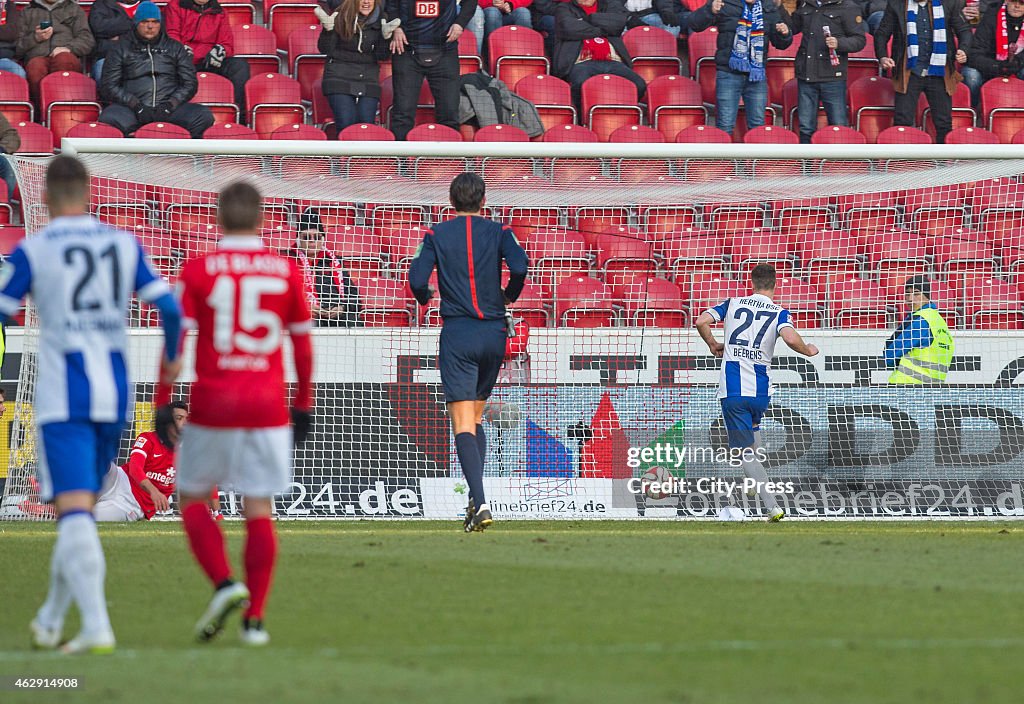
top-left (35, 539), bottom-right (73, 631)
top-left (752, 429), bottom-right (763, 450)
top-left (57, 512), bottom-right (113, 637)
top-left (741, 457), bottom-right (779, 513)
top-left (478, 502), bottom-right (490, 513)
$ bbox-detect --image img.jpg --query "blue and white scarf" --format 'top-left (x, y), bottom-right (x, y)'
top-left (729, 0), bottom-right (766, 82)
top-left (907, 0), bottom-right (947, 76)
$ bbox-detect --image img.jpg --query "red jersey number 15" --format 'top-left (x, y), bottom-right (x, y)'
top-left (207, 275), bottom-right (288, 355)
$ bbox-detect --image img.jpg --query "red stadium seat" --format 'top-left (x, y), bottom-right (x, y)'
top-left (221, 2), bottom-right (256, 26)
top-left (608, 124), bottom-right (665, 143)
top-left (773, 197), bottom-right (834, 234)
top-left (919, 81), bottom-right (974, 138)
top-left (481, 157), bottom-right (540, 184)
top-left (457, 30), bottom-right (482, 74)
top-left (617, 157), bottom-right (672, 184)
top-left (1001, 227), bottom-right (1024, 286)
top-left (288, 24), bottom-right (325, 102)
top-left (474, 124), bottom-right (530, 142)
top-left (271, 123), bottom-right (327, 140)
top-left (508, 207), bottom-right (564, 243)
top-left (864, 229), bottom-right (931, 294)
top-left (674, 124), bottom-right (731, 143)
top-left (365, 205), bottom-right (426, 251)
top-left (324, 225), bottom-right (385, 280)
top-left (338, 122), bottom-right (394, 141)
top-left (846, 44), bottom-right (881, 86)
top-left (811, 125), bottom-right (867, 144)
top-left (508, 282), bottom-right (551, 328)
top-left (901, 186), bottom-right (969, 238)
top-left (849, 75), bottom-right (895, 143)
top-left (657, 230), bottom-right (727, 281)
top-left (729, 226), bottom-right (796, 275)
top-left (620, 276), bottom-right (687, 326)
top-left (233, 24), bottom-right (282, 75)
top-left (689, 28), bottom-right (719, 104)
top-left (645, 74), bottom-right (706, 141)
top-left (526, 230), bottom-right (590, 296)
top-left (981, 76), bottom-right (1024, 143)
top-left (134, 122), bottom-right (191, 139)
top-left (930, 228), bottom-right (997, 287)
top-left (245, 73), bottom-right (305, 138)
top-left (515, 74), bottom-right (576, 134)
top-left (766, 39), bottom-right (800, 109)
top-left (743, 125), bottom-right (799, 144)
top-left (66, 121), bottom-right (123, 139)
top-left (0, 226), bottom-right (26, 255)
top-left (414, 156), bottom-right (470, 181)
top-left (593, 228), bottom-right (659, 288)
top-left (622, 26), bottom-right (682, 83)
top-left (962, 277), bottom-right (1024, 329)
top-left (380, 75), bottom-right (434, 128)
top-left (488, 25), bottom-right (548, 88)
top-left (641, 206), bottom-right (700, 236)
top-left (356, 276), bottom-right (413, 327)
top-left (93, 176), bottom-right (153, 230)
top-left (689, 275), bottom-right (749, 314)
top-left (10, 118), bottom-right (79, 154)
top-left (773, 276), bottom-right (826, 328)
top-left (945, 126), bottom-right (1000, 144)
top-left (541, 124), bottom-right (599, 142)
top-left (40, 71), bottom-right (100, 143)
top-left (707, 204), bottom-right (767, 237)
top-left (581, 74), bottom-right (643, 142)
top-left (829, 276), bottom-right (890, 328)
top-left (796, 227), bottom-right (861, 286)
top-left (835, 192), bottom-right (901, 238)
top-left (166, 202), bottom-right (220, 238)
top-left (193, 71), bottom-right (239, 125)
top-left (0, 71), bottom-right (33, 124)
top-left (555, 276), bottom-right (615, 327)
top-left (203, 122), bottom-right (258, 139)
top-left (266, 1), bottom-right (318, 52)
top-left (407, 123), bottom-right (462, 141)
top-left (876, 125), bottom-right (932, 144)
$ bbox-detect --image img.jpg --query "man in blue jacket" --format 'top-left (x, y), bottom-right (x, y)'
top-left (408, 173), bottom-right (529, 532)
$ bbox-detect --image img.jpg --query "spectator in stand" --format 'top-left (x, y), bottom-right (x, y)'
top-left (315, 0), bottom-right (393, 131)
top-left (386, 0), bottom-right (477, 139)
top-left (553, 0), bottom-right (646, 106)
top-left (624, 0), bottom-right (686, 37)
top-left (875, 0), bottom-right (971, 144)
top-left (15, 0), bottom-right (95, 102)
top-left (285, 208), bottom-right (363, 327)
top-left (164, 0), bottom-right (250, 112)
top-left (533, 0), bottom-right (569, 55)
top-left (690, 0), bottom-right (792, 134)
top-left (0, 0), bottom-right (27, 78)
top-left (482, 0), bottom-right (534, 41)
top-left (89, 0), bottom-right (141, 83)
top-left (966, 0), bottom-right (1024, 106)
top-left (99, 2), bottom-right (214, 138)
top-left (862, 0), bottom-right (887, 31)
top-left (464, 2), bottom-right (487, 55)
top-left (0, 112), bottom-right (20, 203)
top-left (789, 0), bottom-right (865, 143)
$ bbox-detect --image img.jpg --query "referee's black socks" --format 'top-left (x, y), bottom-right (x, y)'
top-left (476, 424), bottom-right (487, 465)
top-left (455, 432), bottom-right (486, 508)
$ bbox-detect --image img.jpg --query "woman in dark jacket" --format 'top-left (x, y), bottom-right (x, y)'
top-left (318, 0), bottom-right (390, 132)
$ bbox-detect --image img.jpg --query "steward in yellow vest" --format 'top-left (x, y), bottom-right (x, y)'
top-left (884, 276), bottom-right (954, 384)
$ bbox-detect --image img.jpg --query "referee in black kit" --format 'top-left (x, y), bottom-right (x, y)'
top-left (408, 173), bottom-right (529, 533)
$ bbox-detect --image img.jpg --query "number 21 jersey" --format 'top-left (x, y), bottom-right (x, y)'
top-left (178, 237), bottom-right (312, 428)
top-left (705, 293), bottom-right (794, 400)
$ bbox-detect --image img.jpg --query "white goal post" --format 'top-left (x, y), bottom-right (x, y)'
top-left (1, 138), bottom-right (1023, 521)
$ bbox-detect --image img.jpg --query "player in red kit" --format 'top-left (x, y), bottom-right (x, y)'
top-left (169, 182), bottom-right (314, 647)
top-left (94, 401), bottom-right (188, 521)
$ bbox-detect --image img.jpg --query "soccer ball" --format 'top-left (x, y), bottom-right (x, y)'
top-left (641, 465), bottom-right (674, 500)
top-left (483, 401), bottom-right (522, 430)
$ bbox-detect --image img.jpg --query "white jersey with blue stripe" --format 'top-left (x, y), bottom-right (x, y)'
top-left (0, 215), bottom-right (169, 425)
top-left (705, 293), bottom-right (794, 399)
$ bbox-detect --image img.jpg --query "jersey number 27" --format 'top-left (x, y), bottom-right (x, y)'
top-left (728, 307), bottom-right (777, 347)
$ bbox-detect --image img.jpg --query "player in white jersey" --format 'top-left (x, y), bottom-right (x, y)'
top-left (695, 264), bottom-right (819, 521)
top-left (0, 156), bottom-right (182, 654)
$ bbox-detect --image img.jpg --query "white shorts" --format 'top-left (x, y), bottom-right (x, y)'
top-left (93, 464), bottom-right (145, 522)
top-left (176, 424), bottom-right (292, 498)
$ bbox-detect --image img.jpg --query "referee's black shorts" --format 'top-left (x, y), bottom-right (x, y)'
top-left (438, 317), bottom-right (507, 403)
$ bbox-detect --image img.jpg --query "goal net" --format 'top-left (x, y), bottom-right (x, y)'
top-left (2, 139), bottom-right (1024, 520)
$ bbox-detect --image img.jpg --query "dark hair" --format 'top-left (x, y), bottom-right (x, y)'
top-left (336, 0), bottom-right (383, 40)
top-left (297, 206), bottom-right (324, 234)
top-left (45, 155), bottom-right (90, 207)
top-left (169, 400), bottom-right (189, 413)
top-left (904, 275), bottom-right (931, 300)
top-left (449, 172), bottom-right (485, 213)
top-left (750, 263), bottom-right (777, 292)
top-left (218, 181), bottom-right (262, 232)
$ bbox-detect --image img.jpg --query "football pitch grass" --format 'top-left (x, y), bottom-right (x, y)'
top-left (1, 521), bottom-right (1022, 704)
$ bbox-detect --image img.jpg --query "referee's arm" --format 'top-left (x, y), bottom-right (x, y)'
top-left (500, 227), bottom-right (529, 304)
top-left (408, 231), bottom-right (438, 305)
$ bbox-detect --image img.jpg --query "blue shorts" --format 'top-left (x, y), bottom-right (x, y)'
top-left (720, 396), bottom-right (770, 449)
top-left (37, 421), bottom-right (125, 501)
top-left (438, 317), bottom-right (507, 403)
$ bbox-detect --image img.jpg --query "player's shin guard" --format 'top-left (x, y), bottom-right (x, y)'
top-left (476, 423), bottom-right (487, 465)
top-left (243, 517), bottom-right (277, 621)
top-left (182, 501), bottom-right (232, 586)
top-left (742, 456), bottom-right (779, 514)
top-left (56, 511), bottom-right (113, 638)
top-left (455, 432), bottom-right (486, 508)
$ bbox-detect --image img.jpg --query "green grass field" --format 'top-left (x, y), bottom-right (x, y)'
top-left (1, 520), bottom-right (1022, 704)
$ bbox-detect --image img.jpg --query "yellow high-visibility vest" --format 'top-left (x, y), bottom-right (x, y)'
top-left (889, 307), bottom-right (953, 384)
